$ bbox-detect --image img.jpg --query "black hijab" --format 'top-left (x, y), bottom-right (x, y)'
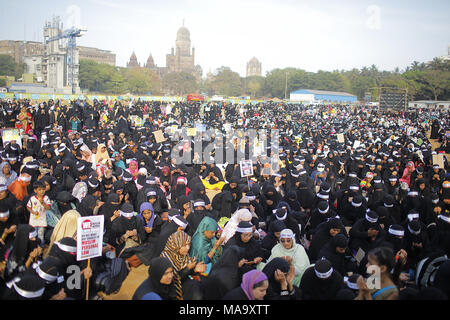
top-left (132, 256), bottom-right (176, 300)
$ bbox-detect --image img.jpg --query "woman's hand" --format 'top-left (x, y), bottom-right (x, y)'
top-left (187, 258), bottom-right (197, 270)
top-left (253, 257), bottom-right (263, 265)
top-left (194, 261), bottom-right (207, 273)
top-left (238, 259), bottom-right (248, 268)
top-left (274, 269), bottom-right (288, 290)
top-left (81, 266), bottom-right (93, 280)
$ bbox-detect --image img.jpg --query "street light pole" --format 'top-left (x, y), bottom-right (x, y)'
top-left (284, 72), bottom-right (288, 100)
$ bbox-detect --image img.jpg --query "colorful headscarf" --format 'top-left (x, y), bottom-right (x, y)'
top-left (240, 270), bottom-right (268, 300)
top-left (127, 160), bottom-right (139, 180)
top-left (139, 202), bottom-right (156, 228)
top-left (160, 230), bottom-right (195, 300)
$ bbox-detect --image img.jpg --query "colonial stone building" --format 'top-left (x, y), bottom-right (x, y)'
top-left (127, 23), bottom-right (203, 81)
top-left (246, 57), bottom-right (262, 77)
top-left (165, 24), bottom-right (202, 81)
top-left (127, 51), bottom-right (140, 68)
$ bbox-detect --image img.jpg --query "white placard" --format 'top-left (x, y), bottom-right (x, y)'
top-left (240, 160), bottom-right (254, 177)
top-left (77, 215), bottom-right (104, 261)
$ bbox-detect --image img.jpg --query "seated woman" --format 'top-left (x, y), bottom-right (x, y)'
top-left (220, 208), bottom-right (253, 244)
top-left (45, 209), bottom-right (80, 258)
top-left (132, 256), bottom-right (177, 300)
top-left (189, 216), bottom-right (223, 265)
top-left (258, 228), bottom-right (310, 287)
top-left (222, 269), bottom-right (269, 300)
top-left (160, 230), bottom-right (207, 300)
top-left (138, 202), bottom-right (162, 243)
top-left (261, 257), bottom-right (299, 300)
top-left (111, 203), bottom-right (146, 259)
top-left (4, 224), bottom-right (42, 282)
top-left (355, 246), bottom-right (400, 300)
top-left (201, 164), bottom-right (226, 191)
top-left (202, 245), bottom-right (247, 300)
top-left (225, 221), bottom-right (264, 274)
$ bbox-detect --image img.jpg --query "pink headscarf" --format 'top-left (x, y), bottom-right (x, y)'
top-left (127, 160), bottom-right (139, 180)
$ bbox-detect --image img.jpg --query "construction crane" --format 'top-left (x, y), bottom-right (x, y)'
top-left (45, 26), bottom-right (87, 94)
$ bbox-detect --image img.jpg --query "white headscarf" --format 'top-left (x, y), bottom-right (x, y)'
top-left (221, 208), bottom-right (253, 243)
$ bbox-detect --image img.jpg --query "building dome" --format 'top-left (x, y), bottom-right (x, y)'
top-left (176, 26), bottom-right (190, 41)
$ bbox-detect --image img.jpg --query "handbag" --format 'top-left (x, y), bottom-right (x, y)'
top-left (126, 254), bottom-right (142, 268)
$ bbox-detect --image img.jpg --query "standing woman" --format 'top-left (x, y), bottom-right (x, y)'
top-left (16, 106), bottom-right (33, 134)
top-left (160, 230), bottom-right (206, 300)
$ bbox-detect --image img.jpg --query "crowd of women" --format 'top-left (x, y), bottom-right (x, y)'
top-left (0, 97), bottom-right (449, 301)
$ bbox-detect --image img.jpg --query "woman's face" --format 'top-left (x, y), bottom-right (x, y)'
top-left (179, 243), bottom-right (190, 256)
top-left (203, 230), bottom-right (216, 239)
top-left (160, 267), bottom-right (174, 285)
top-left (252, 280), bottom-right (269, 300)
top-left (240, 232), bottom-right (253, 243)
top-left (280, 237), bottom-right (293, 249)
top-left (329, 228), bottom-right (341, 237)
top-left (2, 164), bottom-right (10, 175)
top-left (44, 181), bottom-right (51, 191)
top-left (142, 209), bottom-right (152, 220)
top-left (130, 162), bottom-right (137, 170)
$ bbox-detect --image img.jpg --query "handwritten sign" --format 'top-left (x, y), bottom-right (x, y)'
top-left (77, 215), bottom-right (104, 261)
top-left (153, 130), bottom-right (166, 143)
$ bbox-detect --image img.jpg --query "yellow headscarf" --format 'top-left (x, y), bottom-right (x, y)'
top-left (45, 209), bottom-right (80, 258)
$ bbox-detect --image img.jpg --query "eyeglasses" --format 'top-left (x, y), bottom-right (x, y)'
top-left (280, 239), bottom-right (292, 243)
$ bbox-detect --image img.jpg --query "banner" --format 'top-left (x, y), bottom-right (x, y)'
top-left (1, 128), bottom-right (21, 148)
top-left (76, 215), bottom-right (104, 261)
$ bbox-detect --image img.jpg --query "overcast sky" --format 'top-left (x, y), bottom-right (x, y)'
top-left (1, 0), bottom-right (449, 77)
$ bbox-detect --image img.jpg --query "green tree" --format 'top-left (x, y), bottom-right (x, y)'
top-left (162, 72), bottom-right (198, 95)
top-left (210, 67), bottom-right (242, 97)
top-left (420, 70), bottom-right (450, 100)
top-left (244, 76), bottom-right (265, 98)
top-left (0, 54), bottom-right (25, 79)
top-left (121, 67), bottom-right (161, 95)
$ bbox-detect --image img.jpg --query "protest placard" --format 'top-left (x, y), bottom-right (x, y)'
top-left (76, 215), bottom-right (104, 261)
top-left (153, 130), bottom-right (166, 143)
top-left (240, 160), bottom-right (254, 177)
top-left (433, 154), bottom-right (445, 169)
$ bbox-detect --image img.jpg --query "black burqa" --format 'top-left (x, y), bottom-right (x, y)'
top-left (201, 245), bottom-right (245, 300)
top-left (299, 265), bottom-right (345, 300)
top-left (132, 256), bottom-right (177, 300)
